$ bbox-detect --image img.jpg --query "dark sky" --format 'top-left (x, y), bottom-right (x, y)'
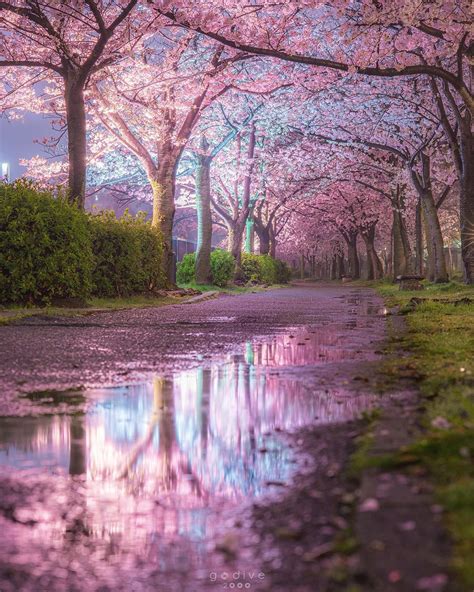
top-left (0, 113), bottom-right (53, 180)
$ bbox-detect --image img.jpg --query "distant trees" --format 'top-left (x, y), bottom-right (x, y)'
top-left (1, 1), bottom-right (471, 282)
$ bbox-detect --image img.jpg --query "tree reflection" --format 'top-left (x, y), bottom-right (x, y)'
top-left (0, 330), bottom-right (376, 552)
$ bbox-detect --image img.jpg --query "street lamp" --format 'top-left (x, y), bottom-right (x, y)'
top-left (1, 162), bottom-right (9, 182)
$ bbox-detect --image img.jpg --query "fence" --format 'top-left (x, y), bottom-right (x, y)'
top-left (172, 238), bottom-right (197, 262)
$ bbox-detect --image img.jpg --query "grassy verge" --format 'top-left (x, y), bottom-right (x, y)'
top-left (0, 282), bottom-right (288, 325)
top-left (0, 294), bottom-right (185, 324)
top-left (372, 280), bottom-right (474, 586)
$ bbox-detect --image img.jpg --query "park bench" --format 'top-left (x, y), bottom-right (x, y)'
top-left (396, 275), bottom-right (425, 290)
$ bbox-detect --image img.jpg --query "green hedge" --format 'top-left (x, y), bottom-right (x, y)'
top-left (0, 181), bottom-right (165, 304)
top-left (177, 251), bottom-right (291, 287)
top-left (177, 253), bottom-right (196, 284)
top-left (177, 249), bottom-right (235, 287)
top-left (89, 210), bottom-right (164, 297)
top-left (210, 249), bottom-right (235, 287)
top-left (241, 253), bottom-right (291, 284)
top-left (0, 181), bottom-right (93, 304)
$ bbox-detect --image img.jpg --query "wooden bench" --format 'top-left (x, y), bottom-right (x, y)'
top-left (396, 275), bottom-right (425, 291)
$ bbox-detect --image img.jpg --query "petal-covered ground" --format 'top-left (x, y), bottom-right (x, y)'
top-left (0, 285), bottom-right (450, 591)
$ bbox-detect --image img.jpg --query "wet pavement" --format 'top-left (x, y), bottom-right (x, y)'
top-left (0, 284), bottom-right (387, 591)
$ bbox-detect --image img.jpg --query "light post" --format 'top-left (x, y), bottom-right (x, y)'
top-left (1, 162), bottom-right (9, 183)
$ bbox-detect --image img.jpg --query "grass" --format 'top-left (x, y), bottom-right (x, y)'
top-left (0, 294), bottom-right (186, 324)
top-left (369, 279), bottom-right (474, 586)
top-left (0, 282), bottom-right (289, 324)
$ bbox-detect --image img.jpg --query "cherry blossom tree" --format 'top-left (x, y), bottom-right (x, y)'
top-left (0, 0), bottom-right (141, 205)
top-left (89, 32), bottom-right (251, 280)
top-left (154, 1), bottom-right (473, 282)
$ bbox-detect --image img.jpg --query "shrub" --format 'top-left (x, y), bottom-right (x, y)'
top-left (275, 259), bottom-right (292, 283)
top-left (258, 254), bottom-right (279, 284)
top-left (177, 252), bottom-right (196, 284)
top-left (240, 253), bottom-right (290, 284)
top-left (177, 249), bottom-right (235, 287)
top-left (0, 180), bottom-right (93, 304)
top-left (89, 210), bottom-right (164, 297)
top-left (210, 249), bottom-right (235, 286)
top-left (241, 253), bottom-right (261, 283)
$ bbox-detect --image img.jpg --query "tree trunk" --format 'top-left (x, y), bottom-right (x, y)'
top-left (65, 78), bottom-right (87, 207)
top-left (345, 232), bottom-right (360, 279)
top-left (361, 225), bottom-right (383, 280)
top-left (269, 226), bottom-right (277, 258)
top-left (337, 254), bottom-right (345, 279)
top-left (228, 222), bottom-right (245, 270)
top-left (69, 415), bottom-right (86, 475)
top-left (422, 209), bottom-right (435, 281)
top-left (363, 237), bottom-right (375, 280)
top-left (392, 207), bottom-right (413, 277)
top-left (420, 191), bottom-right (448, 282)
top-left (409, 154), bottom-right (448, 283)
top-left (415, 199), bottom-right (424, 276)
top-left (300, 254), bottom-right (305, 279)
top-left (460, 129), bottom-right (474, 283)
top-left (330, 255), bottom-right (338, 280)
top-left (257, 225), bottom-right (271, 255)
top-left (151, 159), bottom-right (176, 284)
top-left (195, 155), bottom-right (212, 285)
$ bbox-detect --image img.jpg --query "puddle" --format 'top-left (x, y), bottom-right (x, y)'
top-left (0, 326), bottom-right (378, 589)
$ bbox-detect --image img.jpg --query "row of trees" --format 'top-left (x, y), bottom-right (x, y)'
top-left (0, 1), bottom-right (471, 283)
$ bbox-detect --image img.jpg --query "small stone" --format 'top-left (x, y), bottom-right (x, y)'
top-left (359, 498), bottom-right (379, 512)
top-left (388, 570), bottom-right (402, 583)
top-left (341, 493), bottom-right (355, 505)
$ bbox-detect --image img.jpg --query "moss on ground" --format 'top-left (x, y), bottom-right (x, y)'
top-left (369, 280), bottom-right (474, 586)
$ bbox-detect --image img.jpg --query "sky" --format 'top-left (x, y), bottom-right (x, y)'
top-left (0, 113), bottom-right (52, 180)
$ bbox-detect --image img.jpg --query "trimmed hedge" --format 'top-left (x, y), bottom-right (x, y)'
top-left (0, 181), bottom-right (165, 304)
top-left (241, 253), bottom-right (291, 284)
top-left (89, 210), bottom-right (164, 297)
top-left (210, 249), bottom-right (235, 287)
top-left (0, 181), bottom-right (93, 304)
top-left (177, 249), bottom-right (235, 287)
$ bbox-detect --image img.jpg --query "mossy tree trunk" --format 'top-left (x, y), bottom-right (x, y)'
top-left (195, 140), bottom-right (213, 285)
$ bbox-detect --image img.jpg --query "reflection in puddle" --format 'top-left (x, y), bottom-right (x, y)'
top-left (0, 326), bottom-right (378, 588)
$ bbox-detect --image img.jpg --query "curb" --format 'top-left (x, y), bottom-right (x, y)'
top-left (183, 291), bottom-right (220, 304)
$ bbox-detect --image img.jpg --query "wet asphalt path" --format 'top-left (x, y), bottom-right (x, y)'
top-left (0, 284), bottom-right (386, 416)
top-left (0, 282), bottom-right (392, 592)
